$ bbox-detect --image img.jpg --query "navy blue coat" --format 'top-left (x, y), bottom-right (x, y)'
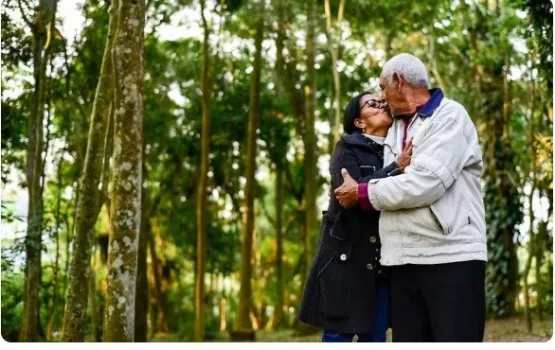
top-left (298, 132), bottom-right (398, 334)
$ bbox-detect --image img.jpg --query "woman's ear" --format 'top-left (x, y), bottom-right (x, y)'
top-left (354, 118), bottom-right (365, 130)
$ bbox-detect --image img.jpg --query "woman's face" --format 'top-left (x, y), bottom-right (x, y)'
top-left (355, 93), bottom-right (393, 132)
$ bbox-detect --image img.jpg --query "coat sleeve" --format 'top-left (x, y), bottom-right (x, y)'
top-left (330, 141), bottom-right (363, 190)
top-left (365, 106), bottom-right (475, 211)
top-left (359, 161), bottom-right (399, 183)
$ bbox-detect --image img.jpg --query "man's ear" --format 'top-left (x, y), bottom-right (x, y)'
top-left (393, 72), bottom-right (404, 91)
top-left (354, 118), bottom-right (365, 130)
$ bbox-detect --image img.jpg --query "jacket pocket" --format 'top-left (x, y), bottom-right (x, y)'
top-left (359, 164), bottom-right (377, 178)
top-left (399, 206), bottom-right (445, 246)
top-left (317, 243), bottom-right (353, 318)
top-left (430, 203), bottom-right (449, 235)
top-left (324, 210), bottom-right (347, 241)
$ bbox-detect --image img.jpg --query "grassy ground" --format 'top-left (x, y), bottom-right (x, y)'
top-left (152, 316), bottom-right (553, 342)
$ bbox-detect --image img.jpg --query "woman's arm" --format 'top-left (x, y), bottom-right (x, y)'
top-left (330, 143), bottom-right (363, 190)
top-left (358, 161), bottom-right (399, 183)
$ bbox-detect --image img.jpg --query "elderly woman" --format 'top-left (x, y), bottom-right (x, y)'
top-left (298, 92), bottom-right (412, 342)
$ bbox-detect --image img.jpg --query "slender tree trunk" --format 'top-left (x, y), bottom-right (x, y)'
top-left (298, 0), bottom-right (319, 333)
top-left (46, 145), bottom-right (66, 341)
top-left (61, 0), bottom-right (119, 340)
top-left (324, 0), bottom-right (345, 150)
top-left (273, 167), bottom-right (285, 329)
top-left (89, 247), bottom-right (101, 341)
top-left (523, 236), bottom-right (533, 332)
top-left (536, 219), bottom-right (548, 320)
top-left (524, 93), bottom-right (536, 331)
top-left (193, 0), bottom-right (212, 341)
top-left (304, 0), bottom-right (318, 268)
top-left (219, 297), bottom-right (227, 331)
top-left (20, 0), bottom-right (57, 341)
top-left (134, 169), bottom-right (150, 342)
top-left (148, 228), bottom-right (169, 333)
top-left (528, 69), bottom-right (543, 322)
top-left (102, 0), bottom-right (145, 341)
top-left (233, 1), bottom-right (264, 339)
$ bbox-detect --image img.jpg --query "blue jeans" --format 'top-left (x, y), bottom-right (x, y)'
top-left (322, 281), bottom-right (390, 342)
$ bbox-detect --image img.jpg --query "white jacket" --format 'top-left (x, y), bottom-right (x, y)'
top-left (365, 93), bottom-right (488, 266)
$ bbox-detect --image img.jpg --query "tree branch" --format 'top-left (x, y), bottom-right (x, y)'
top-left (17, 0), bottom-right (34, 29)
top-left (259, 197), bottom-right (276, 227)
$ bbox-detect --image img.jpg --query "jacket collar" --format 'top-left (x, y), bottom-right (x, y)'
top-left (342, 132), bottom-right (384, 151)
top-left (417, 88), bottom-right (444, 118)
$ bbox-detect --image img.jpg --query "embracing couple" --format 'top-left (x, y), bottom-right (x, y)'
top-left (299, 53), bottom-right (487, 342)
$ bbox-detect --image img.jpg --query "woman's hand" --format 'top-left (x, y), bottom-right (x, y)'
top-left (396, 138), bottom-right (413, 173)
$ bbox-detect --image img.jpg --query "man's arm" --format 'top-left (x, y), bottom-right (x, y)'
top-left (335, 139), bottom-right (413, 209)
top-left (363, 107), bottom-right (478, 211)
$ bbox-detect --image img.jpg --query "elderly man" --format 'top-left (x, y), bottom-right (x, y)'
top-left (334, 53), bottom-right (487, 342)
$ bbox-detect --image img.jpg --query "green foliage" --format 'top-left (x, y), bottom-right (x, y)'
top-left (1, 0), bottom-right (552, 340)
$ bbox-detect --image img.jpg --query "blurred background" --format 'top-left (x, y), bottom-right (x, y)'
top-left (1, 0), bottom-right (553, 342)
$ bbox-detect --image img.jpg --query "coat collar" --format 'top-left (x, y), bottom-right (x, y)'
top-left (341, 132), bottom-right (384, 155)
top-left (417, 88), bottom-right (444, 118)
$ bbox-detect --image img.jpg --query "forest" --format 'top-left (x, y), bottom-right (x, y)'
top-left (1, 0), bottom-right (553, 342)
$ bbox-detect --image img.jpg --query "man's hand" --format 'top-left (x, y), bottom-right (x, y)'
top-left (396, 138), bottom-right (413, 173)
top-left (333, 168), bottom-right (359, 208)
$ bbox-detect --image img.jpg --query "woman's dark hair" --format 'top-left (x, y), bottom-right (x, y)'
top-left (343, 91), bottom-right (372, 134)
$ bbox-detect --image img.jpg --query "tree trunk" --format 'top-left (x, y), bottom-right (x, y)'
top-left (295, 0), bottom-right (319, 335)
top-left (46, 146), bottom-right (66, 341)
top-left (233, 1), bottom-right (264, 340)
top-left (193, 0), bottom-right (212, 342)
top-left (475, 4), bottom-right (522, 317)
top-left (61, 0), bottom-right (118, 341)
top-left (536, 221), bottom-right (546, 320)
top-left (148, 227), bottom-right (169, 333)
top-left (89, 247), bottom-right (101, 341)
top-left (523, 235), bottom-right (534, 332)
top-left (134, 170), bottom-right (150, 342)
top-left (273, 167), bottom-right (285, 329)
top-left (20, 0), bottom-right (57, 341)
top-left (219, 297), bottom-right (227, 331)
top-left (524, 95), bottom-right (536, 331)
top-left (102, 0), bottom-right (145, 341)
top-left (324, 0), bottom-right (345, 151)
top-left (304, 0), bottom-right (318, 274)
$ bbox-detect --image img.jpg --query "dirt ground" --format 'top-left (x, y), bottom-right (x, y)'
top-left (152, 316), bottom-right (553, 342)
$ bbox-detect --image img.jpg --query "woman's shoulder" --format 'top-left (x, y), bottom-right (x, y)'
top-left (333, 133), bottom-right (370, 155)
top-left (332, 137), bottom-right (355, 159)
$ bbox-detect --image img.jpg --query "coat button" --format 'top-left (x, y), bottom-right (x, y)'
top-left (340, 254), bottom-right (347, 261)
top-left (366, 263), bottom-right (373, 271)
top-left (369, 236), bottom-right (377, 243)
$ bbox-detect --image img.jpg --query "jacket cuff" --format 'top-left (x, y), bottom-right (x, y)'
top-left (386, 162), bottom-right (401, 176)
top-left (358, 183), bottom-right (377, 211)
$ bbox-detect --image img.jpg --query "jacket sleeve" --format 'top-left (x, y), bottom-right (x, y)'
top-left (359, 161), bottom-right (399, 183)
top-left (330, 142), bottom-right (363, 190)
top-left (365, 106), bottom-right (475, 211)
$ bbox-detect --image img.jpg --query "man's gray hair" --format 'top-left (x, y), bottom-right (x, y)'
top-left (382, 53), bottom-right (430, 88)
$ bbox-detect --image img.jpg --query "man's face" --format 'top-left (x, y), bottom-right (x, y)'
top-left (379, 74), bottom-right (407, 117)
